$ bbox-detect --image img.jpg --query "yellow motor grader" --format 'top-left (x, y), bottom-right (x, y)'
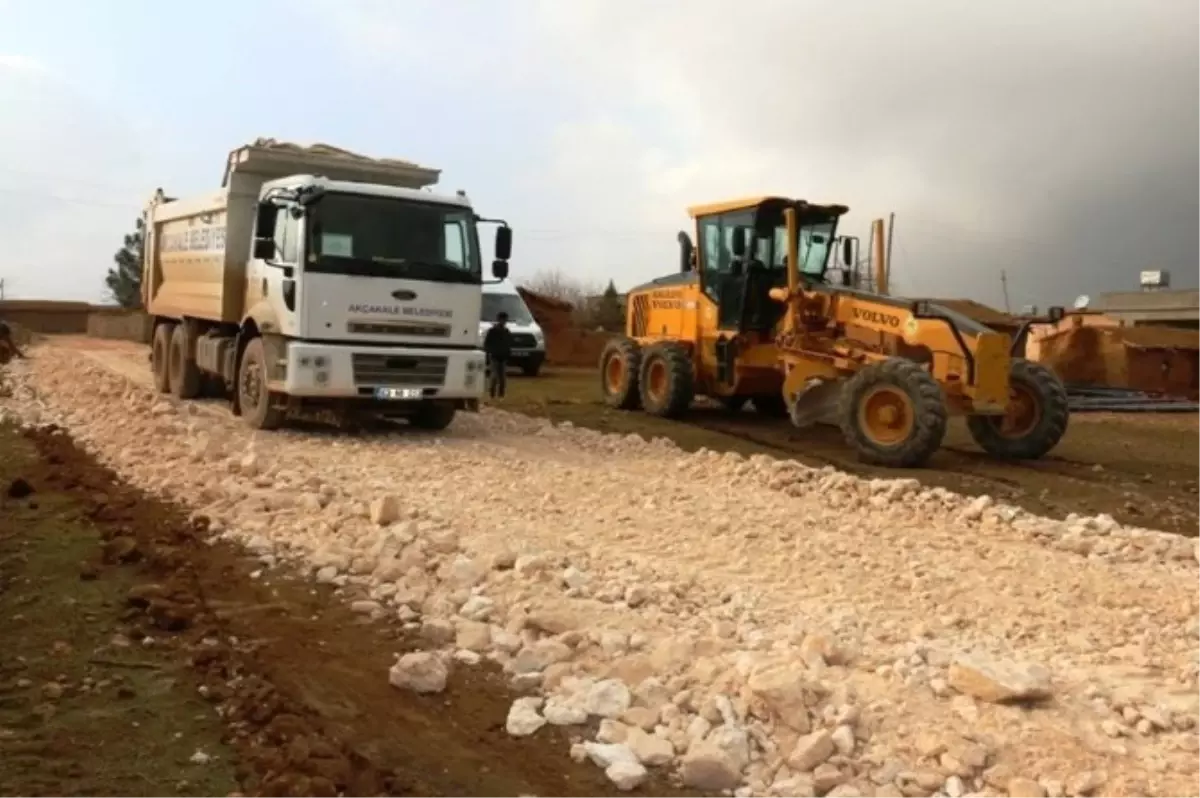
top-left (599, 196), bottom-right (1069, 468)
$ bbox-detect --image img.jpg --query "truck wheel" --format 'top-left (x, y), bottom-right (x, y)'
top-left (237, 337), bottom-right (284, 430)
top-left (638, 342), bottom-right (694, 418)
top-left (168, 324), bottom-right (202, 400)
top-left (967, 358), bottom-right (1068, 460)
top-left (151, 322), bottom-right (175, 394)
top-left (839, 358), bottom-right (947, 468)
top-left (411, 402), bottom-right (456, 431)
top-left (600, 337), bottom-right (642, 410)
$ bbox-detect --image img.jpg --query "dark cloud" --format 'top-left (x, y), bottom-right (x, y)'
top-left (532, 0), bottom-right (1198, 307)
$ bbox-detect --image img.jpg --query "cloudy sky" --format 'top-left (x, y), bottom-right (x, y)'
top-left (0, 0), bottom-right (1196, 310)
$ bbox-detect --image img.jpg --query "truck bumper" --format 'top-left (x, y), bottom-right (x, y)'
top-left (274, 342), bottom-right (486, 400)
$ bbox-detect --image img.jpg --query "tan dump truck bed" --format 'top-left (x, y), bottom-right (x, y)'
top-left (142, 139), bottom-right (441, 324)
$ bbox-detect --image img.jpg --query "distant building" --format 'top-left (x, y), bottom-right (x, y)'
top-left (1096, 288), bottom-right (1199, 329)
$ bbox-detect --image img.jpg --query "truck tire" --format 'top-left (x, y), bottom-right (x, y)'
top-left (967, 358), bottom-right (1069, 460)
top-left (638, 342), bottom-right (694, 418)
top-left (839, 358), bottom-right (947, 468)
top-left (600, 337), bottom-right (642, 410)
top-left (151, 322), bottom-right (175, 394)
top-left (411, 401), bottom-right (456, 431)
top-left (168, 324), bottom-right (202, 400)
top-left (237, 337), bottom-right (284, 430)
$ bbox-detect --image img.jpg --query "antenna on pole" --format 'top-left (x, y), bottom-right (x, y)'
top-left (1000, 270), bottom-right (1011, 313)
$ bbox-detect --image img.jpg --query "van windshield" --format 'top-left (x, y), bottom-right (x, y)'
top-left (482, 293), bottom-right (534, 324)
top-left (306, 193), bottom-right (481, 284)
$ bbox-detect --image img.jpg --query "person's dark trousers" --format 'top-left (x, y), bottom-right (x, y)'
top-left (488, 356), bottom-right (508, 398)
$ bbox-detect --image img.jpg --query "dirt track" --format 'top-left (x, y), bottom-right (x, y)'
top-left (496, 366), bottom-right (1199, 539)
top-left (2, 337), bottom-right (1198, 798)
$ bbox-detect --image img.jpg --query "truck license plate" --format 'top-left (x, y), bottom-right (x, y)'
top-left (375, 387), bottom-right (423, 400)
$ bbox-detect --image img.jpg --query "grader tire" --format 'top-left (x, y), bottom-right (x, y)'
top-left (638, 343), bottom-right (694, 418)
top-left (839, 358), bottom-right (947, 468)
top-left (151, 322), bottom-right (175, 394)
top-left (967, 358), bottom-right (1068, 460)
top-left (168, 324), bottom-right (202, 400)
top-left (600, 337), bottom-right (643, 410)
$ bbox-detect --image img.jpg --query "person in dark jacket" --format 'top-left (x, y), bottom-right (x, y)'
top-left (483, 311), bottom-right (512, 399)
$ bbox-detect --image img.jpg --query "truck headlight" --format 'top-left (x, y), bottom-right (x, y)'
top-left (313, 356), bottom-right (328, 369)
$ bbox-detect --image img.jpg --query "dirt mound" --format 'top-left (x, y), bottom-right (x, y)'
top-left (1039, 324), bottom-right (1199, 398)
top-left (518, 287), bottom-right (614, 367)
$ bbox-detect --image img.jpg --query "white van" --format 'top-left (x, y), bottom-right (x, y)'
top-left (480, 279), bottom-right (546, 376)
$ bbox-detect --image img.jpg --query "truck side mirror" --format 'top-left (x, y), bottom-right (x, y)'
top-left (842, 238), bottom-right (854, 267)
top-left (492, 260), bottom-right (509, 280)
top-left (255, 202), bottom-right (277, 239)
top-left (731, 227), bottom-right (747, 257)
top-left (1047, 305), bottom-right (1065, 323)
top-left (494, 226), bottom-right (512, 261)
top-left (253, 238), bottom-right (276, 261)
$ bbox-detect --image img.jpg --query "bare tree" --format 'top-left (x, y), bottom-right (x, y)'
top-left (519, 269), bottom-right (602, 311)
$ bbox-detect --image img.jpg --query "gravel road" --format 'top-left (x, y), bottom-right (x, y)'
top-left (3, 341), bottom-right (1197, 798)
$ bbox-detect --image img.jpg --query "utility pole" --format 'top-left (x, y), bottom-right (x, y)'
top-left (1000, 270), bottom-right (1011, 313)
top-left (885, 212), bottom-right (895, 293)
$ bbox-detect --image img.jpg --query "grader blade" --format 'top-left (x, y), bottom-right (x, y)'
top-left (788, 378), bottom-right (843, 428)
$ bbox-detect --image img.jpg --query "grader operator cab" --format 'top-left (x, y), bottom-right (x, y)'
top-left (599, 196), bottom-right (1069, 468)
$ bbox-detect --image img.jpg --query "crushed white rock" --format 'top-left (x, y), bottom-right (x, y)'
top-left (3, 344), bottom-right (1197, 798)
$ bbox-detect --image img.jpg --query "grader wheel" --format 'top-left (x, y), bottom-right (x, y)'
top-left (839, 358), bottom-right (948, 468)
top-left (599, 337), bottom-right (642, 410)
top-left (637, 343), bottom-right (694, 418)
top-left (967, 358), bottom-right (1068, 460)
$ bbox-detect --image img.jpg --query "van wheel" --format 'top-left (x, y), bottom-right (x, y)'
top-left (237, 338), bottom-right (284, 430)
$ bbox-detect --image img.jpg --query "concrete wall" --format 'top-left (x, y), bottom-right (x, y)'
top-left (87, 309), bottom-right (152, 343)
top-left (1097, 289), bottom-right (1199, 327)
top-left (0, 300), bottom-right (150, 343)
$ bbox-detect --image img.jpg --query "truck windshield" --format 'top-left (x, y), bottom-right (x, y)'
top-left (481, 294), bottom-right (534, 324)
top-left (306, 193), bottom-right (481, 283)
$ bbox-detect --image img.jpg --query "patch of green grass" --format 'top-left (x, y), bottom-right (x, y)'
top-left (0, 424), bottom-right (237, 798)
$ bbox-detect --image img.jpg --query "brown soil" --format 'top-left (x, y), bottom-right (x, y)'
top-left (0, 422), bottom-right (686, 797)
top-left (497, 368), bottom-right (1200, 538)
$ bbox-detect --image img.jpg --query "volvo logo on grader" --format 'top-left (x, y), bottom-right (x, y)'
top-left (651, 289), bottom-right (684, 310)
top-left (852, 308), bottom-right (903, 328)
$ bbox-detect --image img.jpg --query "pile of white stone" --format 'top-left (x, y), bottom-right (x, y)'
top-left (3, 349), bottom-right (1197, 798)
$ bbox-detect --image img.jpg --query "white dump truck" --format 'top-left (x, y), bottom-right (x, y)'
top-left (141, 139), bottom-right (511, 430)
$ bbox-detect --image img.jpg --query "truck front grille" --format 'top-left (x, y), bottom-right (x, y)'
top-left (352, 353), bottom-right (448, 386)
top-left (347, 321), bottom-right (450, 338)
top-left (511, 333), bottom-right (538, 349)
